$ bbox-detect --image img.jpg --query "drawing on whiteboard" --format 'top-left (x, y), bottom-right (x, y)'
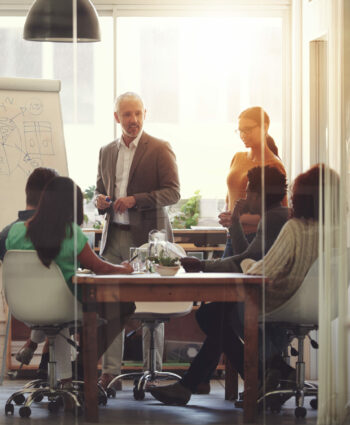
top-left (24, 121), bottom-right (54, 156)
top-left (0, 96), bottom-right (54, 177)
top-left (26, 98), bottom-right (43, 116)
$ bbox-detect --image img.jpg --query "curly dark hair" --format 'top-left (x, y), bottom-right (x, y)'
top-left (247, 165), bottom-right (287, 208)
top-left (26, 177), bottom-right (84, 267)
top-left (291, 164), bottom-right (340, 220)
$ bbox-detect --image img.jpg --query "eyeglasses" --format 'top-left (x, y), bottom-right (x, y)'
top-left (235, 125), bottom-right (259, 135)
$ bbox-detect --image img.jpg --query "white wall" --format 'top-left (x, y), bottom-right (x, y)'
top-left (300, 0), bottom-right (328, 171)
top-left (299, 0), bottom-right (350, 414)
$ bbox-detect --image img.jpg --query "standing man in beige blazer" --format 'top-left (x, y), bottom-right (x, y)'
top-left (95, 92), bottom-right (180, 389)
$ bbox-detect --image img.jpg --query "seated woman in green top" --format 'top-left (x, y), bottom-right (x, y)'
top-left (6, 176), bottom-right (135, 383)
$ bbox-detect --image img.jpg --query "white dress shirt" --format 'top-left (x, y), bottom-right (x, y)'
top-left (113, 130), bottom-right (143, 224)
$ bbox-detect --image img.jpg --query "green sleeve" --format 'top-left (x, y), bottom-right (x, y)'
top-left (71, 223), bottom-right (89, 255)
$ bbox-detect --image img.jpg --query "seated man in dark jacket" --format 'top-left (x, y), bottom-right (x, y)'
top-left (183, 166), bottom-right (288, 274)
top-left (150, 165), bottom-right (292, 406)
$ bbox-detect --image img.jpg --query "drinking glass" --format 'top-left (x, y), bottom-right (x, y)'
top-left (129, 247), bottom-right (139, 272)
top-left (137, 247), bottom-right (148, 272)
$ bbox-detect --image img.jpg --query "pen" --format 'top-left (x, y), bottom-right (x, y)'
top-left (105, 196), bottom-right (112, 203)
top-left (130, 253), bottom-right (139, 263)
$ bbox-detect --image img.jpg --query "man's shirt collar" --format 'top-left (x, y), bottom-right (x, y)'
top-left (118, 129), bottom-right (143, 150)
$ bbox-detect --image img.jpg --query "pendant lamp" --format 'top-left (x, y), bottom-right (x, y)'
top-left (23, 0), bottom-right (101, 42)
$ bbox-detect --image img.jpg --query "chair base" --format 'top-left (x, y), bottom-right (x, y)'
top-left (5, 377), bottom-right (108, 417)
top-left (107, 370), bottom-right (182, 400)
top-left (259, 378), bottom-right (318, 418)
top-left (4, 382), bottom-right (84, 418)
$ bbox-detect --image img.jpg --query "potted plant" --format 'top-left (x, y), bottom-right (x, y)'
top-left (150, 250), bottom-right (180, 276)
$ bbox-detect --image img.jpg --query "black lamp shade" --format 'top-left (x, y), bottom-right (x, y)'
top-left (23, 0), bottom-right (101, 42)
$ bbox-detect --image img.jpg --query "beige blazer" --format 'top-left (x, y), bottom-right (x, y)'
top-left (95, 131), bottom-right (180, 254)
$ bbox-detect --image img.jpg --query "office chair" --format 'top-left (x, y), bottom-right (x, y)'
top-left (107, 301), bottom-right (193, 400)
top-left (2, 250), bottom-right (86, 417)
top-left (106, 243), bottom-right (193, 400)
top-left (261, 251), bottom-right (343, 418)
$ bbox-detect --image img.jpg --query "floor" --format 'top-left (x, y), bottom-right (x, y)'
top-left (0, 378), bottom-right (318, 425)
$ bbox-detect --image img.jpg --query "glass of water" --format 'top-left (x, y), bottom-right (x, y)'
top-left (129, 247), bottom-right (139, 272)
top-left (137, 247), bottom-right (148, 272)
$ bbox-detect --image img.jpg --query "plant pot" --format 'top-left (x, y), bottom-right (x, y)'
top-left (155, 264), bottom-right (180, 276)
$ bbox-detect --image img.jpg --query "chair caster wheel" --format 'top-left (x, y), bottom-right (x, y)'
top-left (13, 394), bottom-right (25, 405)
top-left (19, 406), bottom-right (31, 418)
top-left (107, 387), bottom-right (116, 398)
top-left (5, 403), bottom-right (14, 416)
top-left (48, 400), bottom-right (60, 413)
top-left (34, 394), bottom-right (44, 403)
top-left (295, 406), bottom-right (307, 418)
top-left (310, 398), bottom-right (318, 409)
top-left (133, 387), bottom-right (145, 400)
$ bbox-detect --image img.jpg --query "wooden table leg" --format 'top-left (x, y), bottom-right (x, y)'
top-left (224, 354), bottom-right (238, 401)
top-left (83, 297), bottom-right (99, 422)
top-left (243, 288), bottom-right (259, 423)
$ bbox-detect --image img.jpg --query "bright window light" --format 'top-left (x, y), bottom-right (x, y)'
top-left (117, 17), bottom-right (283, 199)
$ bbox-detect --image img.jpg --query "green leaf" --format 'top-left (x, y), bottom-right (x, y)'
top-left (171, 190), bottom-right (201, 229)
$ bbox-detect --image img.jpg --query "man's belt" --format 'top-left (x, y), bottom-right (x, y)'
top-left (111, 222), bottom-right (131, 231)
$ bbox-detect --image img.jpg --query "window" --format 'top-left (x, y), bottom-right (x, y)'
top-left (117, 17), bottom-right (283, 198)
top-left (0, 12), bottom-right (285, 199)
top-left (0, 16), bottom-right (114, 191)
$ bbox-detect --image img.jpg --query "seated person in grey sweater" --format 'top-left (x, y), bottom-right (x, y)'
top-left (150, 164), bottom-right (337, 407)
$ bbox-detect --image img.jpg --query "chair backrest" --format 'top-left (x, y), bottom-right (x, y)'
top-left (2, 250), bottom-right (81, 325)
top-left (134, 301), bottom-right (193, 319)
top-left (264, 249), bottom-right (347, 325)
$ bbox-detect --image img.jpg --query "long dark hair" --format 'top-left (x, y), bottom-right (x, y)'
top-left (26, 177), bottom-right (84, 267)
top-left (291, 164), bottom-right (339, 221)
top-left (239, 106), bottom-right (279, 157)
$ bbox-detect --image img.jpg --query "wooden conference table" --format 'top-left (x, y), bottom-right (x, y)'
top-left (74, 272), bottom-right (265, 423)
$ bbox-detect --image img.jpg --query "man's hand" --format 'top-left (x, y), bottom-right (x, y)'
top-left (180, 257), bottom-right (202, 273)
top-left (113, 196), bottom-right (136, 213)
top-left (218, 211), bottom-right (232, 228)
top-left (96, 194), bottom-right (112, 210)
top-left (232, 199), bottom-right (249, 220)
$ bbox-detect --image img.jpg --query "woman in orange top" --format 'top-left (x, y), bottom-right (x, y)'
top-left (219, 106), bottom-right (287, 257)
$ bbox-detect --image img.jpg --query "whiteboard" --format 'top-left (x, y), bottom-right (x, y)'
top-left (0, 77), bottom-right (68, 229)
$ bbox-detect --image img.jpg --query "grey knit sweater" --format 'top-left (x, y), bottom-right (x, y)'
top-left (241, 218), bottom-right (319, 312)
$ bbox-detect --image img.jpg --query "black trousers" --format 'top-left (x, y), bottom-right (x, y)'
top-left (181, 301), bottom-right (288, 392)
top-left (181, 302), bottom-right (245, 392)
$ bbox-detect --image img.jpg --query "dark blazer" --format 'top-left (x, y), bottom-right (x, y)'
top-left (95, 131), bottom-right (180, 254)
top-left (202, 205), bottom-right (289, 272)
top-left (0, 210), bottom-right (36, 261)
